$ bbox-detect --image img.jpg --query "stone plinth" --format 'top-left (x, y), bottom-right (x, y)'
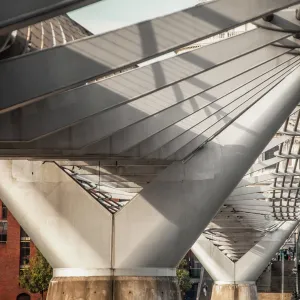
top-left (46, 276), bottom-right (181, 300)
top-left (211, 283), bottom-right (258, 300)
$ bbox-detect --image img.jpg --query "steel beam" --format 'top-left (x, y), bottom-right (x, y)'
top-left (151, 62), bottom-right (300, 160)
top-left (226, 200), bottom-right (273, 207)
top-left (211, 240), bottom-right (261, 247)
top-left (231, 186), bottom-right (272, 196)
top-left (0, 30), bottom-right (291, 141)
top-left (254, 10), bottom-right (300, 33)
top-left (110, 55), bottom-right (298, 155)
top-left (0, 0), bottom-right (298, 112)
top-left (70, 175), bottom-right (146, 188)
top-left (236, 221), bottom-right (299, 281)
top-left (262, 135), bottom-right (291, 153)
top-left (55, 160), bottom-right (171, 167)
top-left (237, 174), bottom-right (277, 188)
top-left (227, 194), bottom-right (268, 201)
top-left (86, 55), bottom-right (300, 154)
top-left (5, 48), bottom-right (296, 154)
top-left (192, 235), bottom-right (234, 282)
top-left (247, 157), bottom-right (284, 174)
top-left (205, 231), bottom-right (262, 237)
top-left (64, 165), bottom-right (166, 176)
top-left (218, 245), bottom-right (262, 250)
top-left (126, 105), bottom-right (291, 159)
top-left (205, 235), bottom-right (262, 243)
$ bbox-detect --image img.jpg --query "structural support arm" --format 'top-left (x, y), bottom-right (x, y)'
top-left (0, 161), bottom-right (112, 272)
top-left (193, 222), bottom-right (299, 283)
top-left (191, 235), bottom-right (234, 282)
top-left (192, 221), bottom-right (299, 300)
top-left (236, 221), bottom-right (299, 281)
top-left (114, 66), bottom-right (300, 272)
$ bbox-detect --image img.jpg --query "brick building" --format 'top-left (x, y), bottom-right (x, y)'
top-left (0, 200), bottom-right (41, 300)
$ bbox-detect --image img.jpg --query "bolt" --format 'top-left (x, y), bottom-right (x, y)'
top-left (296, 9), bottom-right (300, 21)
top-left (263, 14), bottom-right (274, 22)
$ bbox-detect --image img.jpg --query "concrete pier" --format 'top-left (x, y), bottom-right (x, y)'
top-left (114, 276), bottom-right (181, 300)
top-left (46, 276), bottom-right (181, 300)
top-left (258, 294), bottom-right (292, 300)
top-left (211, 283), bottom-right (257, 300)
top-left (46, 277), bottom-right (112, 300)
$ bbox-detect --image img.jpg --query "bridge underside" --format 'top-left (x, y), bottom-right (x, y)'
top-left (1, 0), bottom-right (300, 299)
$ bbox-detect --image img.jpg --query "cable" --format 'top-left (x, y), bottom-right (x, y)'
top-left (182, 60), bottom-right (300, 162)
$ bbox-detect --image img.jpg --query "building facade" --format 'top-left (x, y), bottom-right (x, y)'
top-left (0, 200), bottom-right (40, 300)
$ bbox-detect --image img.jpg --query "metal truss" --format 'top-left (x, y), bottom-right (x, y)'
top-left (61, 166), bottom-right (127, 213)
top-left (57, 159), bottom-right (171, 213)
top-left (205, 107), bottom-right (300, 261)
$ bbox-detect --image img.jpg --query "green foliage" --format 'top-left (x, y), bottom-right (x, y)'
top-left (19, 249), bottom-right (52, 297)
top-left (176, 259), bottom-right (192, 296)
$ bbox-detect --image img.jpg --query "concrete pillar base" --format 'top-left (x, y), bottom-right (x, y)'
top-left (46, 276), bottom-right (181, 300)
top-left (46, 276), bottom-right (113, 300)
top-left (258, 293), bottom-right (292, 300)
top-left (211, 283), bottom-right (258, 300)
top-left (114, 276), bottom-right (181, 300)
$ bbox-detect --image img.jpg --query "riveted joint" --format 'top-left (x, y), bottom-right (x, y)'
top-left (296, 9), bottom-right (300, 21)
top-left (263, 14), bottom-right (274, 22)
top-left (294, 32), bottom-right (300, 40)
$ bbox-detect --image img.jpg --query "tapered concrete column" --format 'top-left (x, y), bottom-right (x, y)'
top-left (0, 160), bottom-right (113, 300)
top-left (211, 283), bottom-right (257, 300)
top-left (47, 276), bottom-right (180, 300)
top-left (46, 277), bottom-right (112, 300)
top-left (191, 235), bottom-right (258, 299)
top-left (236, 221), bottom-right (299, 281)
top-left (0, 160), bottom-right (181, 300)
top-left (114, 67), bottom-right (300, 284)
top-left (192, 221), bottom-right (299, 300)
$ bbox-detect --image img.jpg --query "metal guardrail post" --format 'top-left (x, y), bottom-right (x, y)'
top-left (282, 251), bottom-right (285, 300)
top-left (196, 267), bottom-right (205, 300)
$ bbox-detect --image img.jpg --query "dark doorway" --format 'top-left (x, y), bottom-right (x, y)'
top-left (17, 293), bottom-right (30, 300)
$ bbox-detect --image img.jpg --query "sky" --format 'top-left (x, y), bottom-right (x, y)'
top-left (68, 0), bottom-right (201, 35)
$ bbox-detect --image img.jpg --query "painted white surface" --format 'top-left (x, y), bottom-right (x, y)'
top-left (236, 221), bottom-right (299, 281)
top-left (53, 268), bottom-right (112, 277)
top-left (192, 235), bottom-right (234, 282)
top-left (0, 161), bottom-right (112, 269)
top-left (193, 222), bottom-right (298, 283)
top-left (113, 268), bottom-right (176, 276)
top-left (114, 67), bottom-right (300, 269)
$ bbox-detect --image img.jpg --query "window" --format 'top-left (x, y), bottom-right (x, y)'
top-left (20, 228), bottom-right (30, 241)
top-left (20, 228), bottom-right (30, 268)
top-left (17, 293), bottom-right (30, 300)
top-left (0, 221), bottom-right (7, 243)
top-left (20, 241), bottom-right (30, 267)
top-left (2, 203), bottom-right (7, 220)
top-left (263, 146), bottom-right (279, 170)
